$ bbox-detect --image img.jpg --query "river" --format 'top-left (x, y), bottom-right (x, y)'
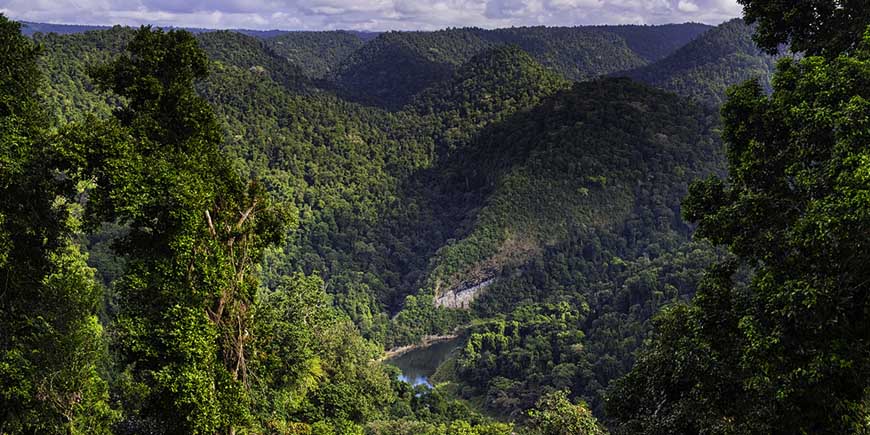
top-left (386, 337), bottom-right (462, 387)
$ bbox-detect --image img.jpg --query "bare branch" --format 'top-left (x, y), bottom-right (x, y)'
top-left (236, 199), bottom-right (259, 230)
top-left (205, 210), bottom-right (216, 237)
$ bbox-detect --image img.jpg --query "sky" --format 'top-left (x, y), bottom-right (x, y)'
top-left (0, 0), bottom-right (743, 31)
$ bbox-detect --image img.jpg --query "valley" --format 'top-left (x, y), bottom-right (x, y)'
top-left (7, 5), bottom-right (864, 432)
top-left (32, 17), bottom-right (766, 425)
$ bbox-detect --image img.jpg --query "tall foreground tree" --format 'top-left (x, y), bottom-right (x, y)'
top-left (739, 0), bottom-right (870, 58)
top-left (608, 2), bottom-right (870, 434)
top-left (0, 15), bottom-right (114, 434)
top-left (66, 27), bottom-right (289, 434)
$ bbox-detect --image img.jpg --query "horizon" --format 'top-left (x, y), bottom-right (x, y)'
top-left (12, 17), bottom-right (734, 34)
top-left (0, 0), bottom-right (742, 32)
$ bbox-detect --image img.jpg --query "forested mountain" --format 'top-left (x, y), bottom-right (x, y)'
top-left (608, 3), bottom-right (870, 434)
top-left (410, 45), bottom-right (572, 154)
top-left (327, 26), bottom-right (649, 109)
top-left (34, 26), bottom-right (440, 342)
top-left (623, 19), bottom-right (777, 105)
top-left (265, 31), bottom-right (369, 78)
top-left (30, 15), bottom-right (727, 404)
top-left (21, 20), bottom-right (294, 38)
top-left (390, 78), bottom-right (725, 415)
top-left (4, 18), bottom-right (520, 434)
top-left (196, 31), bottom-right (312, 91)
top-left (8, 6), bottom-right (862, 433)
top-left (34, 26), bottom-right (134, 122)
top-left (20, 21), bottom-right (110, 36)
top-left (593, 23), bottom-right (712, 62)
top-left (28, 19), bottom-right (729, 111)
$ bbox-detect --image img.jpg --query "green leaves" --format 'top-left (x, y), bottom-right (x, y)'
top-left (611, 11), bottom-right (870, 435)
top-left (739, 0), bottom-right (870, 58)
top-left (0, 14), bottom-right (115, 434)
top-left (526, 391), bottom-right (605, 435)
top-left (627, 19), bottom-right (777, 106)
top-left (75, 25), bottom-right (294, 434)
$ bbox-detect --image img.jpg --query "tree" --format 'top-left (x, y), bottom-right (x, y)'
top-left (606, 266), bottom-right (751, 434)
top-left (690, 35), bottom-right (870, 433)
top-left (0, 14), bottom-right (114, 434)
top-left (609, 3), bottom-right (870, 433)
top-left (739, 0), bottom-right (870, 57)
top-left (73, 26), bottom-right (289, 434)
top-left (525, 391), bottom-right (605, 435)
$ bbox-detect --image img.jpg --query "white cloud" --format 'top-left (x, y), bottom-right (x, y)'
top-left (545, 0), bottom-right (602, 11)
top-left (677, 0), bottom-right (699, 12)
top-left (0, 0), bottom-right (742, 30)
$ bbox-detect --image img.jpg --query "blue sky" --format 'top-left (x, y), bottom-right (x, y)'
top-left (1, 0), bottom-right (742, 31)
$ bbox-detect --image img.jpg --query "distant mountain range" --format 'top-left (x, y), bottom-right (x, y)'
top-left (19, 20), bottom-right (379, 39)
top-left (623, 19), bottom-right (778, 105)
top-left (27, 19), bottom-right (772, 109)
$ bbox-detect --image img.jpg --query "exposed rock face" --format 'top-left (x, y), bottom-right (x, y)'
top-left (434, 278), bottom-right (495, 309)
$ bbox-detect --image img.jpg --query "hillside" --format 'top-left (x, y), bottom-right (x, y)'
top-left (485, 27), bottom-right (647, 80)
top-left (7, 1), bottom-right (869, 432)
top-left (596, 23), bottom-right (712, 62)
top-left (264, 31), bottom-right (368, 78)
top-left (328, 25), bottom-right (705, 109)
top-left (411, 45), bottom-right (572, 154)
top-left (34, 26), bottom-right (134, 122)
top-left (388, 79), bottom-right (724, 414)
top-left (33, 26), bottom-right (437, 341)
top-left (32, 18), bottom-right (729, 368)
top-left (424, 78), bottom-right (722, 302)
top-left (30, 21), bottom-right (716, 112)
top-left (337, 46), bottom-right (578, 318)
top-left (329, 30), bottom-right (464, 109)
top-left (35, 28), bottom-right (313, 122)
top-left (25, 20), bottom-right (747, 430)
top-left (196, 30), bottom-right (311, 91)
top-left (623, 19), bottom-right (777, 105)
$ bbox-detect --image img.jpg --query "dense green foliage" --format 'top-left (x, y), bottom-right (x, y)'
top-left (196, 31), bottom-right (310, 91)
top-left (397, 79), bottom-right (724, 415)
top-left (197, 59), bottom-right (436, 343)
top-left (526, 391), bottom-right (605, 435)
top-left (739, 0), bottom-right (870, 58)
top-left (0, 15), bottom-right (114, 434)
top-left (420, 78), bottom-right (722, 296)
top-left (594, 23), bottom-right (711, 62)
top-left (625, 19), bottom-right (776, 106)
top-left (33, 26), bottom-right (133, 123)
top-left (608, 3), bottom-right (870, 434)
top-left (34, 28), bottom-right (434, 344)
top-left (319, 22), bottom-right (769, 110)
top-left (265, 31), bottom-right (367, 79)
top-left (75, 26), bottom-right (295, 433)
top-left (328, 26), bottom-right (651, 109)
top-left (480, 27), bottom-right (645, 80)
top-left (450, 242), bottom-right (718, 417)
top-left (410, 45), bottom-right (572, 154)
top-left (4, 19), bottom-right (525, 434)
top-left (14, 10), bottom-right (859, 434)
top-left (26, 17), bottom-right (730, 421)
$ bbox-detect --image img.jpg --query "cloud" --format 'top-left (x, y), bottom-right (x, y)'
top-left (677, 0), bottom-right (699, 12)
top-left (0, 0), bottom-right (742, 30)
top-left (545, 0), bottom-right (603, 12)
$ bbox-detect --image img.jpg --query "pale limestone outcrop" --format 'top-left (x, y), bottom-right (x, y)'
top-left (434, 278), bottom-right (495, 309)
